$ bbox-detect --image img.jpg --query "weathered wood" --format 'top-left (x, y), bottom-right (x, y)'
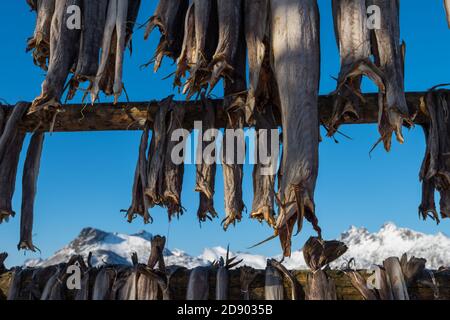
top-left (1, 92), bottom-right (427, 133)
top-left (1, 268), bottom-right (449, 300)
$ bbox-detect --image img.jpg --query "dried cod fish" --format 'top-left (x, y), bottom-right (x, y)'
top-left (345, 269), bottom-right (378, 300)
top-left (215, 247), bottom-right (243, 300)
top-left (186, 266), bottom-right (210, 300)
top-left (92, 267), bottom-right (116, 300)
top-left (270, 0), bottom-right (322, 257)
top-left (445, 0), bottom-right (450, 28)
top-left (419, 87), bottom-right (450, 221)
top-left (145, 0), bottom-right (189, 72)
top-left (303, 237), bottom-right (347, 300)
top-left (0, 103), bottom-right (29, 224)
top-left (31, 0), bottom-right (81, 114)
top-left (146, 97), bottom-right (173, 206)
top-left (91, 0), bottom-right (130, 104)
top-left (163, 105), bottom-right (187, 220)
top-left (18, 132), bottom-right (45, 252)
top-left (264, 262), bottom-right (284, 300)
top-left (267, 259), bottom-right (298, 300)
top-left (26, 0), bottom-right (55, 70)
top-left (328, 0), bottom-right (385, 136)
top-left (67, 0), bottom-right (108, 100)
top-left (369, 0), bottom-right (410, 151)
top-left (196, 96), bottom-right (218, 222)
top-left (383, 257), bottom-right (409, 300)
top-left (400, 253), bottom-right (426, 287)
top-left (208, 0), bottom-right (243, 91)
top-left (244, 0), bottom-right (270, 123)
top-left (221, 15), bottom-right (247, 231)
top-left (174, 2), bottom-right (196, 88)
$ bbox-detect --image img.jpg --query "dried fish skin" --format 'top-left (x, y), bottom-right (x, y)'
top-left (270, 0), bottom-right (321, 257)
top-left (445, 0), bottom-right (450, 28)
top-left (18, 132), bottom-right (45, 252)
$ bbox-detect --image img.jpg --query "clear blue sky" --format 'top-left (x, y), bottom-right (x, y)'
top-left (1, 1), bottom-right (449, 267)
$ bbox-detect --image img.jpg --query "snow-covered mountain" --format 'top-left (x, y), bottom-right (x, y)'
top-left (25, 223), bottom-right (450, 270)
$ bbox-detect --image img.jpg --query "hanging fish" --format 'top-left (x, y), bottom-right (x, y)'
top-left (145, 0), bottom-right (189, 72)
top-left (0, 103), bottom-right (29, 224)
top-left (328, 0), bottom-right (385, 136)
top-left (183, 0), bottom-right (219, 98)
top-left (269, 0), bottom-right (322, 257)
top-left (146, 97), bottom-right (172, 207)
top-left (18, 132), bottom-right (45, 252)
top-left (244, 0), bottom-right (272, 123)
top-left (400, 253), bottom-right (426, 287)
top-left (383, 257), bottom-right (409, 300)
top-left (419, 87), bottom-right (450, 221)
top-left (267, 259), bottom-right (298, 300)
top-left (368, 0), bottom-right (411, 151)
top-left (26, 0), bottom-right (55, 70)
top-left (31, 0), bottom-right (82, 115)
top-left (303, 237), bottom-right (347, 300)
top-left (123, 125), bottom-right (152, 224)
top-left (174, 2), bottom-right (196, 88)
top-left (251, 107), bottom-right (278, 228)
top-left (345, 269), bottom-right (378, 300)
top-left (92, 267), bottom-right (116, 300)
top-left (162, 105), bottom-right (187, 220)
top-left (67, 0), bottom-right (109, 100)
top-left (196, 96), bottom-right (218, 223)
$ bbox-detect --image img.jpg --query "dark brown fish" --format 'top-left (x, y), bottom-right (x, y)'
top-left (145, 0), bottom-right (189, 72)
top-left (239, 266), bottom-right (258, 300)
top-left (26, 0), bottom-right (56, 70)
top-left (420, 87), bottom-right (450, 221)
top-left (328, 0), bottom-right (385, 136)
top-left (400, 253), bottom-right (426, 287)
top-left (221, 11), bottom-right (246, 231)
top-left (196, 96), bottom-right (218, 222)
top-left (445, 0), bottom-right (450, 28)
top-left (18, 132), bottom-right (45, 252)
top-left (208, 0), bottom-right (243, 91)
top-left (369, 0), bottom-right (410, 151)
top-left (146, 97), bottom-right (172, 207)
top-left (345, 270), bottom-right (378, 300)
top-left (67, 0), bottom-right (108, 100)
top-left (270, 0), bottom-right (321, 257)
top-left (303, 237), bottom-right (347, 300)
top-left (31, 0), bottom-right (82, 115)
top-left (162, 105), bottom-right (187, 220)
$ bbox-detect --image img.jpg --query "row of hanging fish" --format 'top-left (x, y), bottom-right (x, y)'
top-left (0, 103), bottom-right (46, 252)
top-left (27, 0), bottom-right (141, 115)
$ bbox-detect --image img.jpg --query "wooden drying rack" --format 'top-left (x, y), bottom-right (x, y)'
top-left (0, 92), bottom-right (428, 133)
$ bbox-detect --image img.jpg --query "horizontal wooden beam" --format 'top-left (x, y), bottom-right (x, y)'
top-left (1, 92), bottom-right (428, 133)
